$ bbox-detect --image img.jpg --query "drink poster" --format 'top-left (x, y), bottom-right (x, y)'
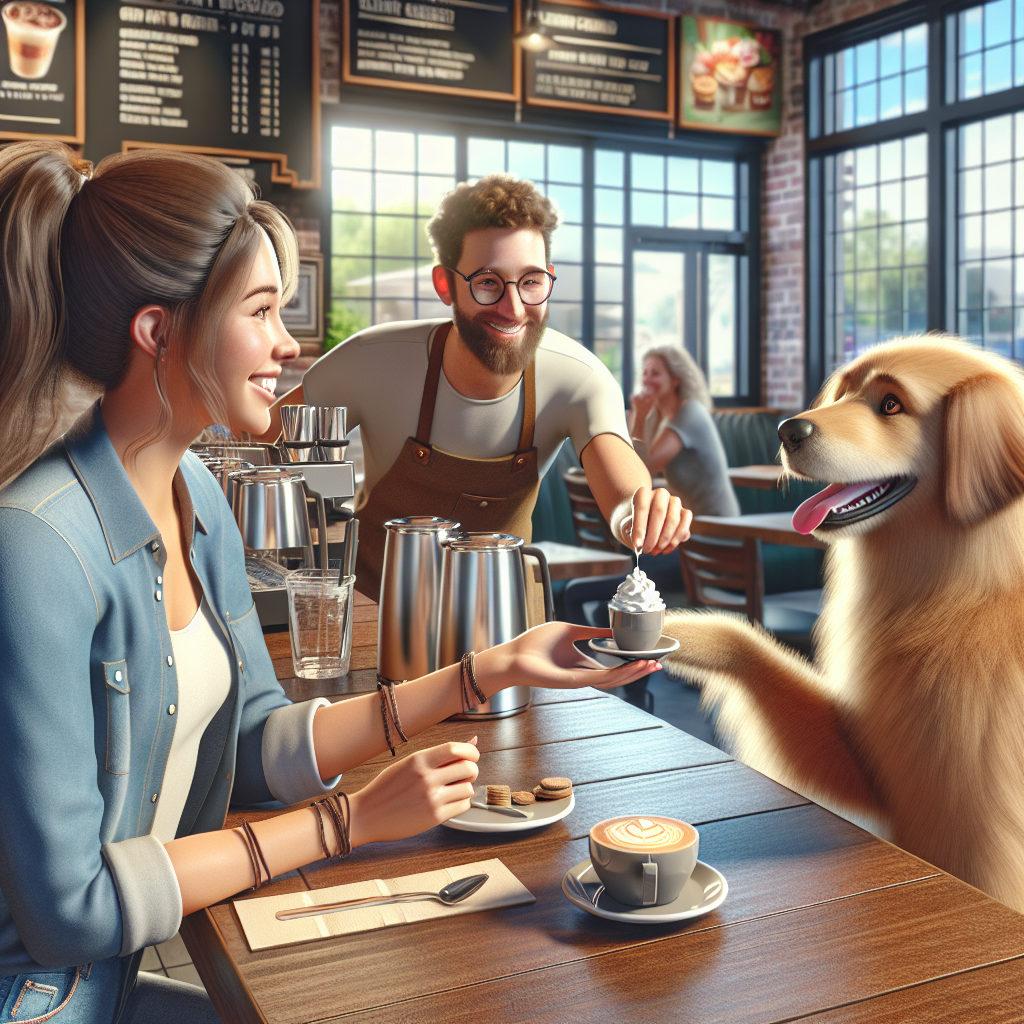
top-left (343, 0), bottom-right (518, 102)
top-left (85, 0), bottom-right (320, 188)
top-left (525, 0), bottom-right (673, 121)
top-left (679, 15), bottom-right (781, 137)
top-left (0, 0), bottom-right (83, 142)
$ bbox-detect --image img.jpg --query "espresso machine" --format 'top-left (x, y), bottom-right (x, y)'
top-left (192, 405), bottom-right (357, 629)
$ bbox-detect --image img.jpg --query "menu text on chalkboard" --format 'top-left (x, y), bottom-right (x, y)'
top-left (0, 0), bottom-right (83, 142)
top-left (525, 0), bottom-right (672, 121)
top-left (343, 0), bottom-right (518, 102)
top-left (85, 0), bottom-right (320, 188)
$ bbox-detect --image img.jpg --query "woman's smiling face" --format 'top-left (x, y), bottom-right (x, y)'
top-left (213, 230), bottom-right (300, 436)
top-left (641, 355), bottom-right (679, 400)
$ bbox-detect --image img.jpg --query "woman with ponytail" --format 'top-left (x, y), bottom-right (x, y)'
top-left (0, 142), bottom-right (653, 1023)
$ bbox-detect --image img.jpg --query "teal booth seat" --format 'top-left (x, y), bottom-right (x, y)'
top-left (531, 412), bottom-right (825, 596)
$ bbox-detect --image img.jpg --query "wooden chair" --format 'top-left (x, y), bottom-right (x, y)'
top-left (679, 535), bottom-right (821, 651)
top-left (561, 467), bottom-right (625, 552)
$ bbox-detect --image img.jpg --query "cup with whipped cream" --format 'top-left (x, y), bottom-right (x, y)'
top-left (608, 567), bottom-right (665, 651)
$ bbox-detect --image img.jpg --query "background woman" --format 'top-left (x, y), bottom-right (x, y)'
top-left (0, 141), bottom-right (654, 1024)
top-left (627, 345), bottom-right (739, 518)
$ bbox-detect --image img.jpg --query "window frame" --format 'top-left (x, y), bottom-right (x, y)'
top-left (805, 0), bottom-right (1024, 404)
top-left (323, 103), bottom-right (763, 405)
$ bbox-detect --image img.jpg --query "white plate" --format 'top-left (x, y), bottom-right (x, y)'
top-left (442, 784), bottom-right (574, 833)
top-left (587, 635), bottom-right (681, 661)
top-left (562, 858), bottom-right (727, 924)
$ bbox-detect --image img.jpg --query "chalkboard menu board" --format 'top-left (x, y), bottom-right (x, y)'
top-left (85, 0), bottom-right (319, 188)
top-left (343, 0), bottom-right (518, 102)
top-left (525, 0), bottom-right (672, 121)
top-left (0, 0), bottom-right (83, 143)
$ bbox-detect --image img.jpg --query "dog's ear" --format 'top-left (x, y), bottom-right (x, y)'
top-left (944, 371), bottom-right (1024, 525)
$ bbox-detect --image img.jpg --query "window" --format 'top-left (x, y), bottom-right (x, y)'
top-left (806, 1), bottom-right (1024, 398)
top-left (329, 122), bottom-right (756, 402)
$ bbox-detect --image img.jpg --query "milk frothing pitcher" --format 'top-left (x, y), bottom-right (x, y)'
top-left (377, 517), bottom-right (459, 684)
top-left (436, 533), bottom-right (533, 718)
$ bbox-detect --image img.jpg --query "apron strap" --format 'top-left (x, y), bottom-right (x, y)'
top-left (415, 321), bottom-right (452, 447)
top-left (517, 359), bottom-right (537, 454)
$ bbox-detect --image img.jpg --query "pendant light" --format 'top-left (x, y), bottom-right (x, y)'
top-left (514, 0), bottom-right (554, 52)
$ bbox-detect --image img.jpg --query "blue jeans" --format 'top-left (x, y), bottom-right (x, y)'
top-left (0, 959), bottom-right (221, 1023)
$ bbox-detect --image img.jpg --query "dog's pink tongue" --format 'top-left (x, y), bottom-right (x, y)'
top-left (792, 482), bottom-right (878, 534)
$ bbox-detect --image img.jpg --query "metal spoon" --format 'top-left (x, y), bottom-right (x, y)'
top-left (275, 873), bottom-right (489, 921)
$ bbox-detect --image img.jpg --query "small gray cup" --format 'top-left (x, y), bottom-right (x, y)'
top-left (609, 606), bottom-right (665, 651)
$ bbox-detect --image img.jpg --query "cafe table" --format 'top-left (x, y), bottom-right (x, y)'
top-left (180, 592), bottom-right (1023, 1023)
top-left (728, 464), bottom-right (786, 490)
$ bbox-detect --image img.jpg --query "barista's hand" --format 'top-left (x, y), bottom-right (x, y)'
top-left (622, 485), bottom-right (692, 555)
top-left (348, 741), bottom-right (480, 847)
top-left (476, 621), bottom-right (661, 693)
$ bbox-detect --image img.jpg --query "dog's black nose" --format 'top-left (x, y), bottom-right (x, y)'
top-left (778, 417), bottom-right (815, 451)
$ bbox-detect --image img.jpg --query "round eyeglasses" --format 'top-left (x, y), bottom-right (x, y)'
top-left (447, 267), bottom-right (556, 306)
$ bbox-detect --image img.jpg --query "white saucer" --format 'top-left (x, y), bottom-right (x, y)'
top-left (562, 858), bottom-right (727, 923)
top-left (587, 635), bottom-right (680, 661)
top-left (442, 784), bottom-right (574, 833)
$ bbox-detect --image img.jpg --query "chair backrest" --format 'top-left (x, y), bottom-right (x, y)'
top-left (679, 535), bottom-right (765, 624)
top-left (562, 467), bottom-right (625, 552)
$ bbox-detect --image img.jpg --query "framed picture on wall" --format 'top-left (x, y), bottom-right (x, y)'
top-left (679, 15), bottom-right (781, 136)
top-left (282, 253), bottom-right (324, 351)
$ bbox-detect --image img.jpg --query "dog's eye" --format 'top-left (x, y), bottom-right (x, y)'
top-left (882, 395), bottom-right (903, 416)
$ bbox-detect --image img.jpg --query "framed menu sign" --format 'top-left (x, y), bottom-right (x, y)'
top-left (342, 0), bottom-right (518, 102)
top-left (85, 0), bottom-right (320, 188)
top-left (679, 15), bottom-right (781, 137)
top-left (524, 0), bottom-right (673, 121)
top-left (0, 0), bottom-right (84, 143)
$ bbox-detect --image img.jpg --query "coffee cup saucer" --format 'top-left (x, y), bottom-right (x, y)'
top-left (562, 858), bottom-right (727, 924)
top-left (587, 635), bottom-right (680, 662)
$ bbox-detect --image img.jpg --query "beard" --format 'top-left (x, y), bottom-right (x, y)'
top-left (451, 303), bottom-right (547, 376)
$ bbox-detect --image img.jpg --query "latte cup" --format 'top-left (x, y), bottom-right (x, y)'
top-left (589, 815), bottom-right (698, 907)
top-left (608, 606), bottom-right (664, 651)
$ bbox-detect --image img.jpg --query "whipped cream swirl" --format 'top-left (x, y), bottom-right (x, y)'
top-left (608, 567), bottom-right (665, 613)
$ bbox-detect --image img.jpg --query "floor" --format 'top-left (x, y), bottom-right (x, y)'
top-left (140, 934), bottom-right (205, 991)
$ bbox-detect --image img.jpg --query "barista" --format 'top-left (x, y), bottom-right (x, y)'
top-left (267, 175), bottom-right (691, 599)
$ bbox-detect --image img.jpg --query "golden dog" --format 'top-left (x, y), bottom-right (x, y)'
top-left (662, 336), bottom-right (1024, 912)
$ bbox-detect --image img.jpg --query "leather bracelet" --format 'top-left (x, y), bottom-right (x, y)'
top-left (459, 653), bottom-right (475, 711)
top-left (238, 820), bottom-right (271, 891)
top-left (464, 651), bottom-right (486, 705)
top-left (375, 676), bottom-right (408, 756)
top-left (313, 792), bottom-right (351, 858)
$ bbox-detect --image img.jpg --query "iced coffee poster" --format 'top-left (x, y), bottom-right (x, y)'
top-left (679, 15), bottom-right (780, 137)
top-left (0, 0), bottom-right (82, 142)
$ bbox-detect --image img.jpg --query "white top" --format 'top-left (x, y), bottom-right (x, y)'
top-left (150, 596), bottom-right (233, 844)
top-left (302, 319), bottom-right (632, 495)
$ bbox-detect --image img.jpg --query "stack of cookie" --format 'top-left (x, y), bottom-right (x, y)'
top-left (486, 785), bottom-right (511, 807)
top-left (533, 777), bottom-right (573, 801)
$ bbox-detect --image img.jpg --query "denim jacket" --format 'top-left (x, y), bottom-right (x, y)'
top-left (0, 408), bottom-right (339, 975)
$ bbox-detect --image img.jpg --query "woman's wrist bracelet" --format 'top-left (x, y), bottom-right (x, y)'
top-left (310, 791), bottom-right (351, 860)
top-left (237, 820), bottom-right (271, 891)
top-left (375, 676), bottom-right (408, 757)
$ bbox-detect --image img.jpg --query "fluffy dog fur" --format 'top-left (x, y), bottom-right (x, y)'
top-left (662, 336), bottom-right (1024, 912)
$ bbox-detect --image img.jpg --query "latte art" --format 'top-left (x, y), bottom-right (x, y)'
top-left (591, 816), bottom-right (696, 853)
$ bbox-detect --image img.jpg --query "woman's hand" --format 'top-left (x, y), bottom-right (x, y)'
top-left (477, 622), bottom-right (661, 695)
top-left (347, 741), bottom-right (480, 847)
top-left (627, 391), bottom-right (655, 436)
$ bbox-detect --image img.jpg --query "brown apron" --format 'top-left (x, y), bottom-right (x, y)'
top-left (355, 322), bottom-right (540, 601)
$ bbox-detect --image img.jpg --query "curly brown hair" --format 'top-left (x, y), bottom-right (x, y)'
top-left (426, 173), bottom-right (560, 269)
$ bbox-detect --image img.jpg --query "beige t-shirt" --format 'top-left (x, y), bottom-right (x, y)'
top-left (302, 319), bottom-right (631, 495)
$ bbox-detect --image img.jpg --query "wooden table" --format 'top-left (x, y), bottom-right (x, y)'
top-left (728, 464), bottom-right (785, 490)
top-left (692, 512), bottom-right (827, 549)
top-left (181, 598), bottom-right (1023, 1023)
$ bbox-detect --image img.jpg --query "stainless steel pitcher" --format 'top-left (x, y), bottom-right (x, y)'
top-left (436, 533), bottom-right (533, 719)
top-left (377, 517), bottom-right (459, 684)
top-left (229, 466), bottom-right (314, 566)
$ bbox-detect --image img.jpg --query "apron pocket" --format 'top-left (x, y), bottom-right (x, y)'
top-left (451, 493), bottom-right (512, 531)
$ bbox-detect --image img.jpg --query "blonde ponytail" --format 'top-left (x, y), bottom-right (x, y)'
top-left (0, 141), bottom-right (84, 487)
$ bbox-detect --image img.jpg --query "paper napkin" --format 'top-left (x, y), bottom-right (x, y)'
top-left (233, 857), bottom-right (534, 952)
